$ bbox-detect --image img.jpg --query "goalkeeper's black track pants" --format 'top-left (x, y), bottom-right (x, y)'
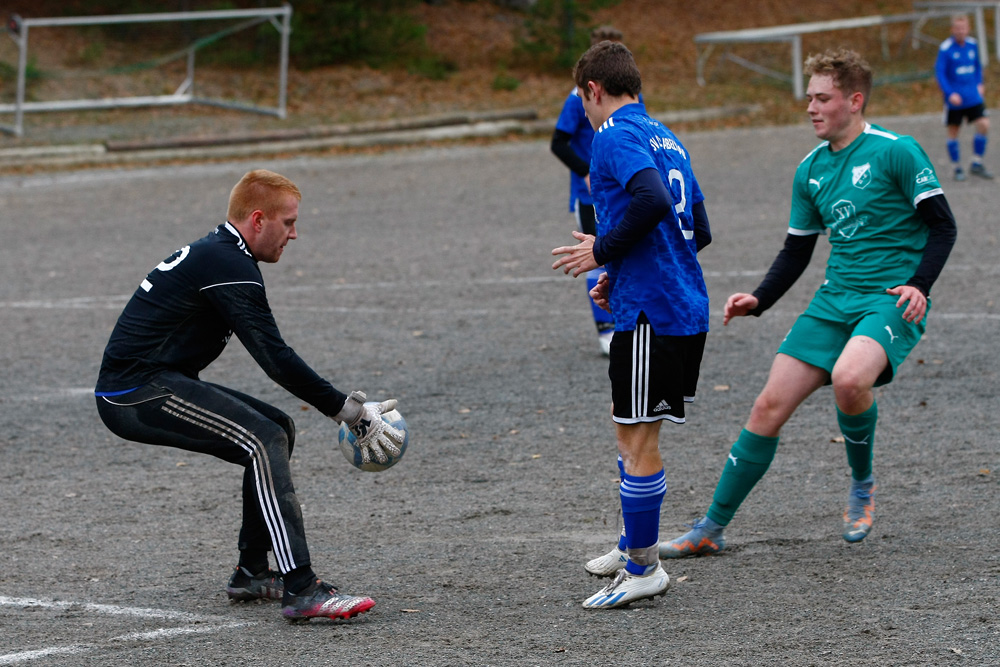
top-left (96, 370), bottom-right (310, 574)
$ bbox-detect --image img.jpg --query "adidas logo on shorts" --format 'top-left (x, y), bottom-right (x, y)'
top-left (653, 399), bottom-right (671, 413)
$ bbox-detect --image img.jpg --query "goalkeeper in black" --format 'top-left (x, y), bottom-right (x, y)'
top-left (95, 169), bottom-right (402, 622)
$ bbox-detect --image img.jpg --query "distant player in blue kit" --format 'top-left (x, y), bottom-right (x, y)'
top-left (936, 13), bottom-right (993, 180)
top-left (95, 169), bottom-right (404, 622)
top-left (551, 41), bottom-right (712, 609)
top-left (661, 49), bottom-right (957, 560)
top-left (550, 26), bottom-right (631, 355)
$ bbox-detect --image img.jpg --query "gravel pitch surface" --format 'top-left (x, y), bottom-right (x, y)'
top-left (0, 114), bottom-right (997, 665)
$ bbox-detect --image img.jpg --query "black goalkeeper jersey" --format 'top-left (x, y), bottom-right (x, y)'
top-left (96, 222), bottom-right (347, 417)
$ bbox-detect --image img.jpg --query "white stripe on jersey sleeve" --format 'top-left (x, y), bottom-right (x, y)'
top-left (798, 141), bottom-right (829, 164)
top-left (200, 280), bottom-right (264, 291)
top-left (863, 123), bottom-right (898, 141)
top-left (914, 187), bottom-right (944, 207)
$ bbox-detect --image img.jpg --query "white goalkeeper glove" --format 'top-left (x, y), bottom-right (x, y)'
top-left (336, 391), bottom-right (404, 465)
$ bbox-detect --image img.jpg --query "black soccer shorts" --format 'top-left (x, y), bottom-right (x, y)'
top-left (945, 102), bottom-right (988, 127)
top-left (608, 318), bottom-right (706, 425)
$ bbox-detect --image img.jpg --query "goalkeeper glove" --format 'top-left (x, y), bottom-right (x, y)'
top-left (336, 391), bottom-right (404, 464)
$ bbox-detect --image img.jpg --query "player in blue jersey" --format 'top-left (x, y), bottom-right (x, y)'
top-left (95, 169), bottom-right (404, 622)
top-left (936, 14), bottom-right (993, 180)
top-left (551, 41), bottom-right (712, 609)
top-left (661, 49), bottom-right (957, 560)
top-left (550, 26), bottom-right (627, 355)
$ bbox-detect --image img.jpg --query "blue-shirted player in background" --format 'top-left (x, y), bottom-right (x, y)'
top-left (552, 41), bottom-right (712, 609)
top-left (550, 26), bottom-right (632, 356)
top-left (936, 13), bottom-right (993, 180)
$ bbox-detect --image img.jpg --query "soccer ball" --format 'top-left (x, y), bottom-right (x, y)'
top-left (338, 404), bottom-right (409, 472)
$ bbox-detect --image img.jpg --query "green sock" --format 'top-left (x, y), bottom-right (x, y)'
top-left (838, 401), bottom-right (877, 481)
top-left (706, 429), bottom-right (779, 526)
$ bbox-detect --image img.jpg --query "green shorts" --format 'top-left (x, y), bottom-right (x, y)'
top-left (777, 284), bottom-right (929, 387)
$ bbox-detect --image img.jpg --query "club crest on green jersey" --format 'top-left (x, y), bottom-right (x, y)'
top-left (851, 163), bottom-right (872, 189)
top-left (830, 199), bottom-right (867, 239)
top-left (832, 199), bottom-right (855, 223)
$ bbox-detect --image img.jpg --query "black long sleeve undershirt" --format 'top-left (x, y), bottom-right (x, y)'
top-left (749, 193), bottom-right (958, 316)
top-left (592, 168), bottom-right (711, 265)
top-left (692, 199), bottom-right (712, 252)
top-left (216, 283), bottom-right (348, 417)
top-left (550, 128), bottom-right (590, 177)
top-left (906, 194), bottom-right (957, 295)
top-left (749, 233), bottom-right (818, 316)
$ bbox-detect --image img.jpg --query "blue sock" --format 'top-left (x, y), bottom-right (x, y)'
top-left (947, 139), bottom-right (960, 164)
top-left (616, 456), bottom-right (627, 550)
top-left (973, 133), bottom-right (988, 161)
top-left (620, 469), bottom-right (666, 575)
top-left (586, 268), bottom-right (614, 332)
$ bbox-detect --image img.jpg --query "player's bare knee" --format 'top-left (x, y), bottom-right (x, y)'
top-left (747, 392), bottom-right (786, 432)
top-left (831, 373), bottom-right (870, 412)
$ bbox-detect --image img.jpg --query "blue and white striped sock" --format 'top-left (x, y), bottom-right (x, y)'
top-left (620, 469), bottom-right (666, 575)
top-left (616, 456), bottom-right (627, 550)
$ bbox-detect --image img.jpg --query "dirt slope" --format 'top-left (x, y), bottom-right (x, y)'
top-left (0, 0), bottom-right (972, 142)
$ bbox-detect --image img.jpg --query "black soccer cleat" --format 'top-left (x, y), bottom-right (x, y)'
top-left (225, 566), bottom-right (284, 602)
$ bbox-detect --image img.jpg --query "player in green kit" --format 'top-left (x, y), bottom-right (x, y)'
top-left (661, 49), bottom-right (957, 557)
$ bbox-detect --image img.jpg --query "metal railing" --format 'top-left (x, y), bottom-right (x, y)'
top-left (1, 5), bottom-right (291, 136)
top-left (694, 10), bottom-right (955, 98)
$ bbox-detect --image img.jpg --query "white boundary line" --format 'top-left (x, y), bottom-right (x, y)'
top-left (1, 293), bottom-right (996, 321)
top-left (0, 271), bottom-right (770, 311)
top-left (0, 595), bottom-right (225, 621)
top-left (0, 264), bottom-right (989, 312)
top-left (0, 596), bottom-right (255, 665)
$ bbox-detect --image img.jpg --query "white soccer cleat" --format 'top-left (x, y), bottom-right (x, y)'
top-left (582, 564), bottom-right (670, 609)
top-left (584, 546), bottom-right (628, 577)
top-left (598, 331), bottom-right (613, 356)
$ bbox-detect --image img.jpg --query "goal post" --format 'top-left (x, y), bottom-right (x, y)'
top-left (1, 5), bottom-right (292, 137)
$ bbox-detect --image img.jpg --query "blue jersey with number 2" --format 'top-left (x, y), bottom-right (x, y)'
top-left (589, 103), bottom-right (709, 335)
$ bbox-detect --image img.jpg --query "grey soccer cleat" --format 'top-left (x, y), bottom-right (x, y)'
top-left (659, 517), bottom-right (726, 558)
top-left (843, 476), bottom-right (876, 543)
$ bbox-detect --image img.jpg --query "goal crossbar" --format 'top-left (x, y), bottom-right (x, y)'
top-left (1, 5), bottom-right (292, 137)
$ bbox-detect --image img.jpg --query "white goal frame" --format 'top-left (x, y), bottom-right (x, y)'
top-left (694, 8), bottom-right (960, 99)
top-left (1, 5), bottom-right (291, 136)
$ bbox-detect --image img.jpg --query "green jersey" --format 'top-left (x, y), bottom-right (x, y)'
top-left (788, 123), bottom-right (943, 292)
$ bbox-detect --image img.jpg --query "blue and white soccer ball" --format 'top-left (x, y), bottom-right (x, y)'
top-left (338, 404), bottom-right (409, 472)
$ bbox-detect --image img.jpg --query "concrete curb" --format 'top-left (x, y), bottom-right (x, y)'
top-left (0, 105), bottom-right (760, 169)
top-left (102, 108), bottom-right (541, 151)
